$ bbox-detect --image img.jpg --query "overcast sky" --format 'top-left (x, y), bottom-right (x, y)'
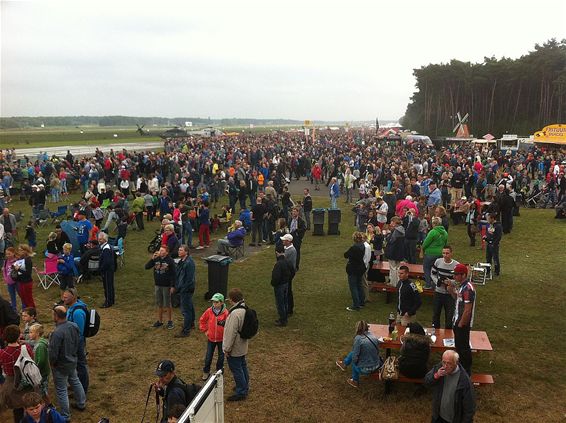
top-left (1, 0), bottom-right (565, 121)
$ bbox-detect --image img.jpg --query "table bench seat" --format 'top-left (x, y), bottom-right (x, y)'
top-left (370, 372), bottom-right (494, 386)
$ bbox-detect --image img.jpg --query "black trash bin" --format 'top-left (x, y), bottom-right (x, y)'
top-left (203, 255), bottom-right (232, 300)
top-left (312, 208), bottom-right (326, 236)
top-left (327, 208), bottom-right (341, 235)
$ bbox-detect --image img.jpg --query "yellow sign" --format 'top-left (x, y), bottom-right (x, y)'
top-left (304, 120), bottom-right (312, 127)
top-left (534, 124), bottom-right (566, 145)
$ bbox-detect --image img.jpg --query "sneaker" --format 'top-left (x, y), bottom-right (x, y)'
top-left (274, 320), bottom-right (287, 327)
top-left (174, 331), bottom-right (189, 338)
top-left (166, 321), bottom-right (174, 330)
top-left (152, 321), bottom-right (163, 328)
top-left (202, 372), bottom-right (210, 381)
top-left (347, 378), bottom-right (359, 388)
top-left (196, 246), bottom-right (204, 250)
top-left (346, 307), bottom-right (359, 312)
top-left (335, 360), bottom-right (346, 371)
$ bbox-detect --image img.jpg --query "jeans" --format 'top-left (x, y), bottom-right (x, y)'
top-left (343, 351), bottom-right (375, 382)
top-left (304, 211), bottom-right (311, 230)
top-left (101, 270), bottom-right (115, 306)
top-left (423, 254), bottom-right (440, 288)
top-left (486, 244), bottom-right (500, 275)
top-left (182, 220), bottom-right (193, 247)
top-left (52, 366), bottom-right (86, 420)
top-left (330, 196), bottom-right (337, 209)
top-left (432, 292), bottom-right (455, 329)
top-left (274, 283), bottom-right (288, 323)
top-left (347, 273), bottom-right (364, 309)
top-left (77, 338), bottom-right (90, 394)
top-left (227, 355), bottom-right (249, 397)
top-left (51, 188), bottom-right (60, 203)
top-left (6, 283), bottom-right (18, 310)
top-left (203, 341), bottom-right (224, 373)
top-left (180, 292), bottom-right (195, 334)
top-left (453, 325), bottom-right (472, 375)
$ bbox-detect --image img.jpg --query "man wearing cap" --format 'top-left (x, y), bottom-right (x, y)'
top-left (76, 212), bottom-right (92, 252)
top-left (281, 234), bottom-right (297, 316)
top-left (173, 245), bottom-right (195, 338)
top-left (448, 264), bottom-right (476, 375)
top-left (223, 288), bottom-right (250, 401)
top-left (199, 293), bottom-right (229, 380)
top-left (154, 360), bottom-right (197, 423)
top-left (63, 288), bottom-right (90, 395)
top-left (271, 244), bottom-right (295, 326)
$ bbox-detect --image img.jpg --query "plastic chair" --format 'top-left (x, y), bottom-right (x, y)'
top-left (34, 254), bottom-right (61, 290)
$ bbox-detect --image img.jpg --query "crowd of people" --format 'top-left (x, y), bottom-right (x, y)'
top-left (0, 131), bottom-right (564, 422)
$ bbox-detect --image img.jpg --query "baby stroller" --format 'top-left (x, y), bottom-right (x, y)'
top-left (147, 230), bottom-right (162, 253)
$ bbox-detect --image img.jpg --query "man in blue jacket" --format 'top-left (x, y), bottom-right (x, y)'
top-left (173, 245), bottom-right (196, 338)
top-left (98, 232), bottom-right (116, 308)
top-left (216, 220), bottom-right (246, 256)
top-left (63, 288), bottom-right (90, 395)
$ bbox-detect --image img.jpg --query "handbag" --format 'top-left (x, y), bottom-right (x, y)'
top-left (380, 356), bottom-right (399, 381)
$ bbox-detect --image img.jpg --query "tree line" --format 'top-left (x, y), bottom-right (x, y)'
top-left (401, 39), bottom-right (566, 138)
top-left (0, 115), bottom-right (305, 129)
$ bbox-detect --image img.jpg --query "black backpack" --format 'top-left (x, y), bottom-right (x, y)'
top-left (71, 304), bottom-right (101, 338)
top-left (233, 303), bottom-right (259, 339)
top-left (171, 378), bottom-right (201, 406)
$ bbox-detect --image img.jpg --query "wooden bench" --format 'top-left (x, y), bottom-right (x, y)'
top-left (370, 371), bottom-right (494, 394)
top-left (370, 282), bottom-right (435, 303)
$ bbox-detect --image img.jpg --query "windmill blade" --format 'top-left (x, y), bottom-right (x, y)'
top-left (461, 113), bottom-right (469, 123)
top-left (456, 112), bottom-right (462, 122)
top-left (140, 125), bottom-right (145, 129)
top-left (453, 122), bottom-right (461, 133)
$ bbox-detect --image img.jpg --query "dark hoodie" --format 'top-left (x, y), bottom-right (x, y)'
top-left (385, 225), bottom-right (406, 261)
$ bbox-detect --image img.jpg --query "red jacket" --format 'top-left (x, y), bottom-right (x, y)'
top-left (199, 306), bottom-right (229, 342)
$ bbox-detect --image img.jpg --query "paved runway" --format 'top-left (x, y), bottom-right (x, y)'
top-left (15, 141), bottom-right (163, 158)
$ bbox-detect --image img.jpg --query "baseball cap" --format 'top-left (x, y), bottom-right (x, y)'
top-left (210, 293), bottom-right (224, 302)
top-left (155, 360), bottom-right (175, 376)
top-left (281, 234), bottom-right (293, 242)
top-left (453, 264), bottom-right (468, 275)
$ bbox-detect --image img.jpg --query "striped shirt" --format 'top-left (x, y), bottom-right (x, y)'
top-left (431, 258), bottom-right (459, 294)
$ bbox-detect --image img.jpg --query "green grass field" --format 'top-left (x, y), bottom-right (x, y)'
top-left (0, 191), bottom-right (564, 422)
top-left (0, 127), bottom-right (162, 149)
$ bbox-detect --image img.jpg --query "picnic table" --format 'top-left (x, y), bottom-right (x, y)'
top-left (368, 323), bottom-right (494, 392)
top-left (368, 324), bottom-right (493, 354)
top-left (372, 261), bottom-right (424, 278)
top-left (369, 262), bottom-right (432, 303)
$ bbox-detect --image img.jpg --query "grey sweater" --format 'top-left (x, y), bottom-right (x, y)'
top-left (48, 320), bottom-right (80, 370)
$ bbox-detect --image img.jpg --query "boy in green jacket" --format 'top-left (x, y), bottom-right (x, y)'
top-left (29, 323), bottom-right (51, 403)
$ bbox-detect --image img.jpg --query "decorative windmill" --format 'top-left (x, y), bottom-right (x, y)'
top-left (136, 124), bottom-right (146, 136)
top-left (452, 112), bottom-right (470, 138)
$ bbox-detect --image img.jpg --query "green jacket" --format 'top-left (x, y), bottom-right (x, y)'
top-left (131, 196), bottom-right (145, 213)
top-left (34, 337), bottom-right (50, 378)
top-left (422, 225), bottom-right (448, 256)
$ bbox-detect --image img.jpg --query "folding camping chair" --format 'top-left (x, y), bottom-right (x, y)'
top-left (114, 237), bottom-right (125, 267)
top-left (51, 205), bottom-right (68, 223)
top-left (34, 254), bottom-right (61, 290)
top-left (100, 198), bottom-right (111, 216)
top-left (37, 208), bottom-right (51, 227)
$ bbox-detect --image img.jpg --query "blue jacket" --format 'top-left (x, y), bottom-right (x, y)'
top-left (227, 227), bottom-right (246, 247)
top-left (352, 332), bottom-right (382, 371)
top-left (57, 253), bottom-right (78, 276)
top-left (21, 406), bottom-right (66, 423)
top-left (67, 299), bottom-right (88, 338)
top-left (330, 183), bottom-right (340, 198)
top-left (176, 256), bottom-right (196, 294)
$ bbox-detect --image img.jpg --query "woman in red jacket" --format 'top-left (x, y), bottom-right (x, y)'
top-left (13, 245), bottom-right (36, 308)
top-left (199, 293), bottom-right (229, 381)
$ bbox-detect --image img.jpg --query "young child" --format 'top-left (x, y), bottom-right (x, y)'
top-left (25, 221), bottom-right (37, 251)
top-left (21, 307), bottom-right (38, 346)
top-left (21, 392), bottom-right (65, 423)
top-left (57, 242), bottom-right (78, 291)
top-left (29, 323), bottom-right (50, 404)
top-left (199, 293), bottom-right (229, 381)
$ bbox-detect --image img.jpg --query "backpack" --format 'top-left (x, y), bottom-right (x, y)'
top-left (233, 303), bottom-right (259, 339)
top-left (380, 356), bottom-right (399, 381)
top-left (171, 378), bottom-right (201, 406)
top-left (72, 304), bottom-right (101, 338)
top-left (14, 345), bottom-right (42, 390)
